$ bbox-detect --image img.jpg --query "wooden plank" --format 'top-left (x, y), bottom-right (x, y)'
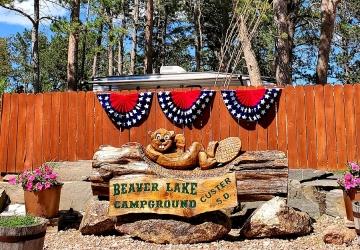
top-left (102, 92), bottom-right (120, 147)
top-left (172, 88), bottom-right (184, 145)
top-left (0, 94), bottom-right (12, 172)
top-left (343, 85), bottom-right (356, 162)
top-left (42, 93), bottom-right (52, 163)
top-left (323, 85), bottom-right (337, 169)
top-left (295, 86), bottom-right (307, 168)
top-left (76, 91), bottom-right (87, 159)
top-left (354, 85), bottom-right (360, 163)
top-left (109, 173), bottom-right (238, 217)
top-left (143, 90), bottom-right (156, 146)
top-left (219, 88), bottom-right (230, 141)
top-left (33, 94), bottom-right (44, 168)
top-left (15, 94), bottom-right (27, 172)
top-left (49, 92), bottom-right (61, 162)
top-left (276, 88), bottom-right (287, 153)
top-left (266, 101), bottom-right (277, 150)
top-left (24, 94), bottom-right (35, 170)
top-left (59, 92), bottom-right (69, 161)
top-left (85, 92), bottom-right (95, 159)
top-left (93, 92), bottom-right (103, 151)
top-left (6, 94), bottom-right (19, 173)
top-left (333, 86), bottom-right (346, 169)
top-left (67, 92), bottom-right (78, 161)
top-left (228, 87), bottom-right (239, 146)
top-left (6, 94), bottom-right (18, 173)
top-left (285, 86), bottom-right (298, 168)
top-left (6, 94), bottom-right (19, 172)
top-left (314, 85), bottom-right (327, 169)
top-left (304, 86), bottom-right (317, 168)
top-left (127, 90), bottom-right (138, 144)
top-left (137, 90), bottom-right (151, 147)
top-left (211, 87), bottom-right (221, 142)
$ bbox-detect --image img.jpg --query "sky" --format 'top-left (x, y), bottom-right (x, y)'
top-left (0, 0), bottom-right (67, 38)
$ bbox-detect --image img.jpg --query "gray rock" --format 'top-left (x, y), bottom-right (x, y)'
top-left (0, 203), bottom-right (26, 216)
top-left (241, 197), bottom-right (313, 238)
top-left (323, 225), bottom-right (356, 245)
top-left (288, 180), bottom-right (322, 219)
top-left (325, 189), bottom-right (346, 218)
top-left (79, 199), bottom-right (115, 235)
top-left (115, 211), bottom-right (231, 244)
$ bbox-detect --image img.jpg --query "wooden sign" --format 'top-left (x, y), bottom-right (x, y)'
top-left (109, 173), bottom-right (238, 217)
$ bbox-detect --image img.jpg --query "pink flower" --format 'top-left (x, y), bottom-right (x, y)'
top-left (34, 168), bottom-right (42, 175)
top-left (25, 181), bottom-right (33, 191)
top-left (49, 173), bottom-right (57, 180)
top-left (28, 175), bottom-right (35, 182)
top-left (350, 162), bottom-right (360, 171)
top-left (44, 182), bottom-right (51, 189)
top-left (35, 182), bottom-right (43, 191)
top-left (8, 176), bottom-right (17, 185)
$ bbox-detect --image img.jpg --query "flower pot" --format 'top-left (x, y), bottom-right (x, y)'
top-left (24, 185), bottom-right (62, 218)
top-left (353, 201), bottom-right (360, 245)
top-left (343, 189), bottom-right (360, 221)
top-left (0, 217), bottom-right (47, 250)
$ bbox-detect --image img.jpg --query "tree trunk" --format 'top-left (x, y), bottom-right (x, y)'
top-left (67, 0), bottom-right (80, 90)
top-left (129, 0), bottom-right (139, 75)
top-left (32, 0), bottom-right (40, 92)
top-left (273, 0), bottom-right (291, 86)
top-left (92, 24), bottom-right (103, 78)
top-left (80, 0), bottom-right (91, 83)
top-left (316, 0), bottom-right (341, 85)
top-left (287, 0), bottom-right (299, 82)
top-left (194, 0), bottom-right (203, 71)
top-left (118, 5), bottom-right (126, 75)
top-left (107, 16), bottom-right (114, 76)
top-left (144, 0), bottom-right (154, 74)
top-left (238, 17), bottom-right (262, 86)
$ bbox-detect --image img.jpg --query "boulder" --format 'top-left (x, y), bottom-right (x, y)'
top-left (241, 197), bottom-right (312, 238)
top-left (323, 225), bottom-right (356, 245)
top-left (115, 211), bottom-right (231, 244)
top-left (0, 189), bottom-right (10, 213)
top-left (79, 199), bottom-right (115, 235)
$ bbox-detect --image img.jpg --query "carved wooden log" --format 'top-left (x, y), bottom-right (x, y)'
top-left (90, 145), bottom-right (288, 202)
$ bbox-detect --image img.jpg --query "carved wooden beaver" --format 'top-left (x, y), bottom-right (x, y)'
top-left (144, 128), bottom-right (217, 170)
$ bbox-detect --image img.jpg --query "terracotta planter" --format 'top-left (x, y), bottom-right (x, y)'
top-left (0, 217), bottom-right (47, 250)
top-left (343, 189), bottom-right (360, 221)
top-left (24, 185), bottom-right (62, 218)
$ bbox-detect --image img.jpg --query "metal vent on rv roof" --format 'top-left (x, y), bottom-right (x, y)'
top-left (160, 66), bottom-right (187, 74)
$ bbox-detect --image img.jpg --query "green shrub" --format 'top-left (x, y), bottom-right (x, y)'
top-left (0, 215), bottom-right (38, 227)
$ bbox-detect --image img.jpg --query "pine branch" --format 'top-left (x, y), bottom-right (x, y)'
top-left (0, 4), bottom-right (35, 25)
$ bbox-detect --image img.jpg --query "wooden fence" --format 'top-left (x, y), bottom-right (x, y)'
top-left (0, 85), bottom-right (359, 173)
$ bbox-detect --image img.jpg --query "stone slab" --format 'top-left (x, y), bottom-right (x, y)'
top-left (0, 181), bottom-right (93, 212)
top-left (50, 161), bottom-right (93, 182)
top-left (325, 189), bottom-right (346, 218)
top-left (1, 204), bottom-right (26, 216)
top-left (288, 169), bottom-right (333, 182)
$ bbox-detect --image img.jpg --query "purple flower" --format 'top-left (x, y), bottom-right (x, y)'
top-left (8, 176), bottom-right (17, 185)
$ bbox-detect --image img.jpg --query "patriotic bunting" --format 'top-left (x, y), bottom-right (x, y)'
top-left (158, 90), bottom-right (215, 126)
top-left (97, 92), bottom-right (153, 129)
top-left (221, 88), bottom-right (280, 122)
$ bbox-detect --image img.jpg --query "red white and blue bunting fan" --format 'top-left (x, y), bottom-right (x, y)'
top-left (158, 90), bottom-right (215, 126)
top-left (97, 92), bottom-right (153, 129)
top-left (221, 88), bottom-right (280, 122)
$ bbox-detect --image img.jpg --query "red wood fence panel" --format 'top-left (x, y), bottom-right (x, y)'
top-left (0, 85), bottom-right (359, 173)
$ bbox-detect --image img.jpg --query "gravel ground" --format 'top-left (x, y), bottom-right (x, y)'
top-left (44, 215), bottom-right (359, 250)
